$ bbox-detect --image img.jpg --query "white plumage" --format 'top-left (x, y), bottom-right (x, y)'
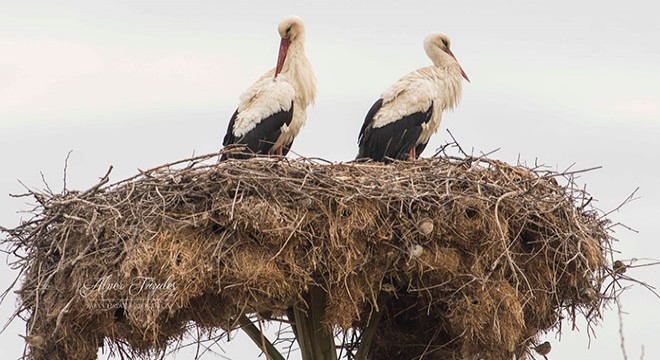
top-left (357, 33), bottom-right (469, 162)
top-left (232, 75), bottom-right (295, 137)
top-left (222, 16), bottom-right (317, 159)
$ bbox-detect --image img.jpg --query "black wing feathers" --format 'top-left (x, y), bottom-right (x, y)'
top-left (221, 103), bottom-right (294, 160)
top-left (357, 101), bottom-right (434, 162)
top-left (358, 98), bottom-right (383, 143)
top-left (222, 109), bottom-right (239, 147)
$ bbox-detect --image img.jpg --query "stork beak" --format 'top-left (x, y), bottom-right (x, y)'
top-left (446, 48), bottom-right (470, 83)
top-left (459, 67), bottom-right (470, 82)
top-left (275, 37), bottom-right (291, 77)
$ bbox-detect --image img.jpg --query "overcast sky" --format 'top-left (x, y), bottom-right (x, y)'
top-left (1, 1), bottom-right (659, 359)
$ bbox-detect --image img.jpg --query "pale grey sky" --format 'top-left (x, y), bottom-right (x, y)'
top-left (1, 0), bottom-right (659, 359)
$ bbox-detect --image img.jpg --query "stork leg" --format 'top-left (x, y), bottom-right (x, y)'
top-left (267, 146), bottom-right (283, 157)
top-left (408, 147), bottom-right (417, 160)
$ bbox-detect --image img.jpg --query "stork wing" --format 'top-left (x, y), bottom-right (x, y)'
top-left (357, 72), bottom-right (437, 161)
top-left (358, 98), bottom-right (383, 144)
top-left (236, 104), bottom-right (295, 157)
top-left (222, 109), bottom-right (239, 146)
top-left (357, 103), bottom-right (433, 161)
top-left (221, 75), bottom-right (296, 159)
top-left (232, 76), bottom-right (295, 137)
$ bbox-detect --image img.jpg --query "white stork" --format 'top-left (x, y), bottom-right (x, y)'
top-left (357, 33), bottom-right (469, 162)
top-left (221, 16), bottom-right (317, 160)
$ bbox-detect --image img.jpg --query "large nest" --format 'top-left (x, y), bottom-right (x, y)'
top-left (3, 151), bottom-right (618, 360)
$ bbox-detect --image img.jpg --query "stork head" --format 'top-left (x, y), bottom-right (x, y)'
top-left (275, 16), bottom-right (305, 77)
top-left (424, 33), bottom-right (469, 82)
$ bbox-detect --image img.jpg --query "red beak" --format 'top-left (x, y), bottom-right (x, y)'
top-left (446, 48), bottom-right (470, 82)
top-left (275, 37), bottom-right (291, 77)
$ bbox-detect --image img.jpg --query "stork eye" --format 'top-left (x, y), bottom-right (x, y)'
top-left (441, 39), bottom-right (449, 47)
top-left (285, 27), bottom-right (292, 36)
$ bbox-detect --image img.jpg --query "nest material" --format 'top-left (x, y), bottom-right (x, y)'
top-left (3, 153), bottom-right (614, 360)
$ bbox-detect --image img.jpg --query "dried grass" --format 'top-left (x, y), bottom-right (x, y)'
top-left (2, 149), bottom-right (620, 359)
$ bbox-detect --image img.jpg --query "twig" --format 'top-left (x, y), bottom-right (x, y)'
top-left (63, 150), bottom-right (73, 193)
top-left (616, 298), bottom-right (629, 360)
top-left (599, 187), bottom-right (640, 219)
top-left (445, 129), bottom-right (468, 157)
top-left (80, 165), bottom-right (113, 197)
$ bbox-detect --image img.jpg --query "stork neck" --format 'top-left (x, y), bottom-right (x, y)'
top-left (280, 41), bottom-right (317, 107)
top-left (428, 50), bottom-right (455, 68)
top-left (280, 41), bottom-right (304, 73)
top-left (432, 65), bottom-right (463, 110)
